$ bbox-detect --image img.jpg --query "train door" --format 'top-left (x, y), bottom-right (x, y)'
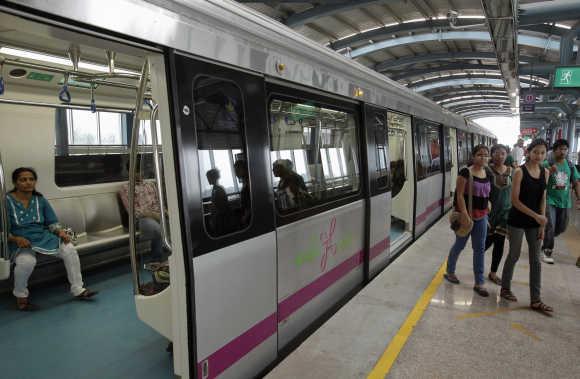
top-left (171, 53), bottom-right (277, 379)
top-left (388, 112), bottom-right (414, 253)
top-left (413, 119), bottom-right (443, 236)
top-left (364, 105), bottom-right (391, 278)
top-left (442, 127), bottom-right (455, 212)
top-left (265, 84), bottom-right (365, 349)
top-left (449, 128), bottom-right (458, 197)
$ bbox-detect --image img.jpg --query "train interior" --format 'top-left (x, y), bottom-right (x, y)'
top-left (0, 12), bottom-right (178, 378)
top-left (388, 112), bottom-right (413, 250)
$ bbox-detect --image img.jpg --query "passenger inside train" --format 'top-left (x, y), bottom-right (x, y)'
top-left (6, 167), bottom-right (98, 311)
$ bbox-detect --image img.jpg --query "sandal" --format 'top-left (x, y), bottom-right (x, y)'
top-left (500, 288), bottom-right (518, 302)
top-left (473, 286), bottom-right (489, 297)
top-left (531, 301), bottom-right (554, 316)
top-left (16, 297), bottom-right (38, 312)
top-left (444, 273), bottom-right (460, 284)
top-left (488, 273), bottom-right (502, 286)
top-left (75, 289), bottom-right (98, 300)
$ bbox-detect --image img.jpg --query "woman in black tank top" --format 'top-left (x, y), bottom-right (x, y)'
top-left (501, 139), bottom-right (553, 315)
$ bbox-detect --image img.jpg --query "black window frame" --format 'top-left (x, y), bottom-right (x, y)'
top-left (413, 118), bottom-right (443, 180)
top-left (443, 126), bottom-right (452, 172)
top-left (365, 104), bottom-right (392, 195)
top-left (266, 83), bottom-right (363, 226)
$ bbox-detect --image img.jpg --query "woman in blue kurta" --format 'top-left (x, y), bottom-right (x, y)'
top-left (7, 167), bottom-right (97, 311)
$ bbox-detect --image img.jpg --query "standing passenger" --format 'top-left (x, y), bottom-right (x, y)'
top-left (541, 139), bottom-right (580, 264)
top-left (7, 168), bottom-right (98, 311)
top-left (500, 139), bottom-right (553, 315)
top-left (444, 145), bottom-right (491, 297)
top-left (485, 144), bottom-right (512, 285)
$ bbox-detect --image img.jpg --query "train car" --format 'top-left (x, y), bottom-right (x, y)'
top-left (0, 1), bottom-right (495, 378)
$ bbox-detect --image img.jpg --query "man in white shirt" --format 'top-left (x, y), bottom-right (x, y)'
top-left (511, 138), bottom-right (524, 167)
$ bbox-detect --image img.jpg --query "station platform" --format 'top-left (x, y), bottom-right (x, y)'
top-left (267, 210), bottom-right (580, 379)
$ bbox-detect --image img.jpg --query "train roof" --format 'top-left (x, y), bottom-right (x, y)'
top-left (7, 0), bottom-right (495, 137)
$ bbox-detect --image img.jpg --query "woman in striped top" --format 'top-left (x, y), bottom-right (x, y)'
top-left (445, 145), bottom-right (492, 297)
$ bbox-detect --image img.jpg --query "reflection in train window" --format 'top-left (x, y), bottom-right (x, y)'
top-left (269, 99), bottom-right (360, 214)
top-left (444, 127), bottom-right (452, 172)
top-left (193, 76), bottom-right (251, 237)
top-left (387, 112), bottom-right (409, 198)
top-left (456, 130), bottom-right (470, 168)
top-left (414, 120), bottom-right (442, 180)
top-left (373, 112), bottom-right (390, 190)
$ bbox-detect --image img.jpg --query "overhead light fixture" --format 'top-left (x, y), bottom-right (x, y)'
top-left (0, 46), bottom-right (137, 75)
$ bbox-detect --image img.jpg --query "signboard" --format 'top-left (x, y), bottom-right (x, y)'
top-left (521, 104), bottom-right (535, 112)
top-left (520, 128), bottom-right (537, 136)
top-left (554, 66), bottom-right (580, 87)
top-left (523, 93), bottom-right (535, 104)
top-left (27, 72), bottom-right (54, 82)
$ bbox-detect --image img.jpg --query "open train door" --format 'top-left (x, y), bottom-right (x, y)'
top-left (170, 51), bottom-right (277, 379)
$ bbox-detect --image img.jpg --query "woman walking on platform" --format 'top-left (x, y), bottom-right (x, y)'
top-left (485, 145), bottom-right (512, 285)
top-left (501, 139), bottom-right (553, 316)
top-left (445, 145), bottom-right (492, 297)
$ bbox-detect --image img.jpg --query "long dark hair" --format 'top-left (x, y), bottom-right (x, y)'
top-left (10, 167), bottom-right (43, 197)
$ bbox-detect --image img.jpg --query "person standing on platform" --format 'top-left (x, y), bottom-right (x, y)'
top-left (512, 138), bottom-right (524, 168)
top-left (445, 145), bottom-right (492, 297)
top-left (541, 139), bottom-right (580, 264)
top-left (501, 139), bottom-right (553, 315)
top-left (484, 144), bottom-right (512, 285)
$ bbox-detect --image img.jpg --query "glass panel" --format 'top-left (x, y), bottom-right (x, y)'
top-left (444, 127), bottom-right (452, 171)
top-left (99, 112), bottom-right (123, 145)
top-left (269, 98), bottom-right (360, 214)
top-left (194, 76), bottom-right (251, 237)
top-left (70, 109), bottom-right (98, 145)
top-left (373, 111), bottom-right (390, 190)
top-left (388, 112), bottom-right (410, 197)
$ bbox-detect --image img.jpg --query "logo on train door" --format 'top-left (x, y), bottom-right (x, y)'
top-left (294, 216), bottom-right (353, 272)
top-left (319, 217), bottom-right (337, 272)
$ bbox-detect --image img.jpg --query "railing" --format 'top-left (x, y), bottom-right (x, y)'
top-left (128, 59), bottom-right (150, 295)
top-left (0, 151), bottom-right (8, 261)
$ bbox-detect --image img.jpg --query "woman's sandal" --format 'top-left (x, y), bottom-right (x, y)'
top-left (16, 297), bottom-right (38, 311)
top-left (444, 273), bottom-right (460, 284)
top-left (531, 301), bottom-right (554, 316)
top-left (500, 288), bottom-right (518, 302)
top-left (488, 273), bottom-right (502, 286)
top-left (473, 286), bottom-right (489, 297)
top-left (75, 289), bottom-right (99, 300)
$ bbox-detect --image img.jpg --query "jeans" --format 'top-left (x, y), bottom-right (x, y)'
top-left (541, 205), bottom-right (568, 252)
top-left (501, 226), bottom-right (542, 303)
top-left (139, 217), bottom-right (164, 262)
top-left (447, 215), bottom-right (488, 286)
top-left (13, 243), bottom-right (85, 298)
top-left (485, 233), bottom-right (506, 273)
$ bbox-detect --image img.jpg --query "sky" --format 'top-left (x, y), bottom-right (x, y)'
top-left (473, 116), bottom-right (520, 146)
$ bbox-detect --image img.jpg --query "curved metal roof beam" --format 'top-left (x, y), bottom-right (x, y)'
top-left (350, 32), bottom-right (576, 59)
top-left (376, 52), bottom-right (534, 71)
top-left (439, 96), bottom-right (511, 107)
top-left (391, 63), bottom-right (501, 81)
top-left (283, 0), bottom-right (383, 28)
top-left (450, 104), bottom-right (512, 113)
top-left (431, 90), bottom-right (510, 101)
top-left (331, 19), bottom-right (569, 51)
top-left (464, 111), bottom-right (513, 118)
top-left (410, 74), bottom-right (544, 92)
top-left (519, 0), bottom-right (580, 26)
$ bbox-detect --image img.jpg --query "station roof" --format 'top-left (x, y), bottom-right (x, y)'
top-left (237, 0), bottom-right (580, 123)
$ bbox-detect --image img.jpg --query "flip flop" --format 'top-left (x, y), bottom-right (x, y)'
top-left (75, 289), bottom-right (98, 300)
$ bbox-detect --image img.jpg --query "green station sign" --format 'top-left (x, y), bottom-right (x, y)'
top-left (554, 66), bottom-right (580, 87)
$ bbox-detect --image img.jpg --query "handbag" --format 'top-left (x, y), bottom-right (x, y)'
top-left (449, 168), bottom-right (474, 237)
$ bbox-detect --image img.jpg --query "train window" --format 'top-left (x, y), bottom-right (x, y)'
top-left (268, 98), bottom-right (360, 215)
top-left (456, 130), bottom-right (470, 168)
top-left (373, 112), bottom-right (390, 190)
top-left (193, 76), bottom-right (251, 237)
top-left (414, 120), bottom-right (442, 180)
top-left (443, 127), bottom-right (452, 172)
top-left (387, 112), bottom-right (409, 198)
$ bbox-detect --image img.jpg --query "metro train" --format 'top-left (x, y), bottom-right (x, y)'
top-left (0, 1), bottom-right (495, 378)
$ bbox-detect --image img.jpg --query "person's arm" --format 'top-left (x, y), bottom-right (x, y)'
top-left (572, 166), bottom-right (580, 200)
top-left (455, 173), bottom-right (469, 217)
top-left (538, 169), bottom-right (549, 240)
top-left (43, 197), bottom-right (71, 243)
top-left (510, 168), bottom-right (547, 226)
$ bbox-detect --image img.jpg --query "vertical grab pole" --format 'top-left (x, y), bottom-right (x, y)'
top-left (0, 151), bottom-right (8, 259)
top-left (128, 59), bottom-right (150, 295)
top-left (149, 102), bottom-right (172, 251)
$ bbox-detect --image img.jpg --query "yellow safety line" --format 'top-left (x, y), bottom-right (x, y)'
top-left (367, 262), bottom-right (446, 379)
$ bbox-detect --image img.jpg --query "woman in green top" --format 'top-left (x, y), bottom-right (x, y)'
top-left (484, 144), bottom-right (512, 285)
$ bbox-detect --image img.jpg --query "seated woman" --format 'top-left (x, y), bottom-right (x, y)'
top-left (6, 167), bottom-right (97, 311)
